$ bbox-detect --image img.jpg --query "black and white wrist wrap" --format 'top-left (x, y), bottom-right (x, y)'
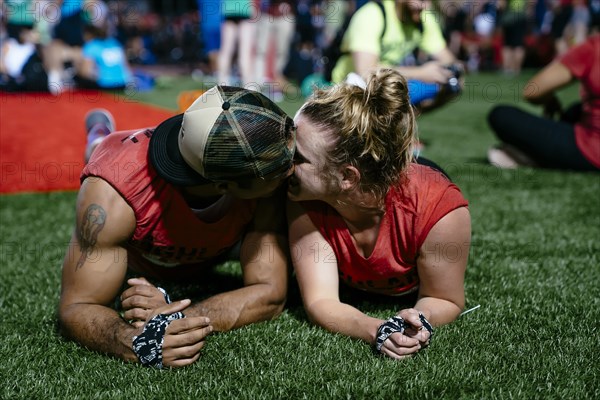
top-left (131, 287), bottom-right (185, 369)
top-left (374, 312), bottom-right (434, 353)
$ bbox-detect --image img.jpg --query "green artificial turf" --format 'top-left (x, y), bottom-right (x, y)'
top-left (1, 72), bottom-right (599, 399)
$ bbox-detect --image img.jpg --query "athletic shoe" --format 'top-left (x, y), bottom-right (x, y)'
top-left (84, 109), bottom-right (115, 163)
top-left (85, 108), bottom-right (115, 134)
top-left (487, 145), bottom-right (538, 169)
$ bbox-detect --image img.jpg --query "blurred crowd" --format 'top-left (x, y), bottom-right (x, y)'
top-left (1, 0), bottom-right (599, 94)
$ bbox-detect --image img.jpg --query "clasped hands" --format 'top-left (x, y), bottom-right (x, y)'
top-left (376, 308), bottom-right (432, 360)
top-left (121, 277), bottom-right (213, 368)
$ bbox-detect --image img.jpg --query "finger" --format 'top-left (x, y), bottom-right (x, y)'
top-left (405, 328), bottom-right (430, 344)
top-left (383, 339), bottom-right (420, 357)
top-left (163, 352), bottom-right (201, 368)
top-left (166, 316), bottom-right (212, 335)
top-left (386, 332), bottom-right (420, 349)
top-left (121, 295), bottom-right (156, 311)
top-left (123, 307), bottom-right (151, 322)
top-left (120, 285), bottom-right (156, 302)
top-left (131, 320), bottom-right (145, 329)
top-left (127, 277), bottom-right (152, 286)
top-left (379, 345), bottom-right (415, 360)
top-left (153, 299), bottom-right (191, 317)
top-left (399, 309), bottom-right (422, 328)
top-left (164, 325), bottom-right (213, 348)
top-left (164, 340), bottom-right (206, 361)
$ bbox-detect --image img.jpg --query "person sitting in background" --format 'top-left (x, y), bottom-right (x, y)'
top-left (60, 86), bottom-right (295, 368)
top-left (44, 0), bottom-right (89, 93)
top-left (287, 68), bottom-right (471, 359)
top-left (0, 23), bottom-right (48, 92)
top-left (74, 22), bottom-right (132, 91)
top-left (330, 0), bottom-right (463, 109)
top-left (487, 34), bottom-right (600, 171)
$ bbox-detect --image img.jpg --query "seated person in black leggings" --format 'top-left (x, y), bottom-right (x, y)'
top-left (487, 34), bottom-right (600, 172)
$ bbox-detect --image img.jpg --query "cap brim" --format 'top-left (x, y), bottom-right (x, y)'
top-left (149, 114), bottom-right (212, 186)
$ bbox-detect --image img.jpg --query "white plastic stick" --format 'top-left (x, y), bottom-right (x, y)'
top-left (460, 304), bottom-right (481, 316)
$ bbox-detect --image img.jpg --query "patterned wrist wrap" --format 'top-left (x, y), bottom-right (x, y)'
top-left (375, 316), bottom-right (406, 353)
top-left (374, 313), bottom-right (434, 353)
top-left (131, 287), bottom-right (184, 368)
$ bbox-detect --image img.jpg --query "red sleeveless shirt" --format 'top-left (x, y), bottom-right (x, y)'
top-left (81, 129), bottom-right (257, 280)
top-left (302, 164), bottom-right (469, 295)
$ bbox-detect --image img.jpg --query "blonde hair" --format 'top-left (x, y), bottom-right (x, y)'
top-left (300, 68), bottom-right (416, 199)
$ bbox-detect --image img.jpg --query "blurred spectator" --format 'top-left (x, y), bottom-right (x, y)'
top-left (44, 0), bottom-right (110, 93)
top-left (282, 0), bottom-right (321, 86)
top-left (4, 0), bottom-right (38, 38)
top-left (444, 0), bottom-right (498, 72)
top-left (568, 0), bottom-right (590, 47)
top-left (75, 21), bottom-right (133, 90)
top-left (591, 0), bottom-right (600, 33)
top-left (254, 0), bottom-right (295, 91)
top-left (329, 0), bottom-right (461, 109)
top-left (487, 34), bottom-right (600, 171)
top-left (497, 0), bottom-right (531, 75)
top-left (549, 0), bottom-right (590, 55)
top-left (322, 0), bottom-right (356, 47)
top-left (0, 22), bottom-right (48, 91)
top-left (197, 0), bottom-right (222, 77)
top-left (217, 0), bottom-right (256, 86)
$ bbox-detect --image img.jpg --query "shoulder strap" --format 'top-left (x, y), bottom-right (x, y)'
top-left (373, 0), bottom-right (386, 42)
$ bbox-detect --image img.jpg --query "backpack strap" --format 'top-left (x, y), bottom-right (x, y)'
top-left (374, 0), bottom-right (387, 43)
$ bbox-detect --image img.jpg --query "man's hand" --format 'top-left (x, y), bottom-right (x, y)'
top-left (121, 278), bottom-right (168, 327)
top-left (140, 300), bottom-right (213, 368)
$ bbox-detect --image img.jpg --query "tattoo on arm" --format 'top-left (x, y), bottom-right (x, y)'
top-left (76, 204), bottom-right (107, 270)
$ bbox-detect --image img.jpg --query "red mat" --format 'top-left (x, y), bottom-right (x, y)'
top-left (0, 90), bottom-right (174, 194)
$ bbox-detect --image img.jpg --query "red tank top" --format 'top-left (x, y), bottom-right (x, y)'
top-left (81, 129), bottom-right (257, 280)
top-left (303, 164), bottom-right (468, 295)
top-left (559, 35), bottom-right (600, 168)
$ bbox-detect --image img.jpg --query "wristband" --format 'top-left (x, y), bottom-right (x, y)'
top-left (374, 316), bottom-right (406, 353)
top-left (157, 287), bottom-right (184, 320)
top-left (418, 312), bottom-right (434, 339)
top-left (132, 312), bottom-right (184, 368)
top-left (132, 287), bottom-right (184, 368)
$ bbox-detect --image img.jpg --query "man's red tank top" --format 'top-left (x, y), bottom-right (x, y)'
top-left (81, 128), bottom-right (257, 280)
top-left (302, 164), bottom-right (469, 295)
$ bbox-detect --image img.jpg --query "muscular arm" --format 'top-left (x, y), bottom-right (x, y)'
top-left (59, 177), bottom-right (139, 361)
top-left (414, 207), bottom-right (471, 326)
top-left (183, 188), bottom-right (289, 332)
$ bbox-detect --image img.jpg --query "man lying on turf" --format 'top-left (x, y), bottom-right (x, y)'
top-left (59, 86), bottom-right (296, 368)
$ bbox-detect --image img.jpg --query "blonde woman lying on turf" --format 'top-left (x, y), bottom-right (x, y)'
top-left (287, 68), bottom-right (471, 359)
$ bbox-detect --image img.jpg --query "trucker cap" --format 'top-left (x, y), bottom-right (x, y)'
top-left (149, 85), bottom-right (296, 186)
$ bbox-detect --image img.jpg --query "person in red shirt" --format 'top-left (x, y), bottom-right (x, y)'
top-left (287, 68), bottom-right (471, 360)
top-left (487, 34), bottom-right (600, 171)
top-left (59, 85), bottom-right (296, 368)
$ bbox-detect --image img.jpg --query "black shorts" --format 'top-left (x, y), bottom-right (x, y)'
top-left (53, 11), bottom-right (84, 47)
top-left (501, 13), bottom-right (528, 48)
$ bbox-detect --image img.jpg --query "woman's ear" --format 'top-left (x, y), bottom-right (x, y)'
top-left (340, 165), bottom-right (361, 191)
